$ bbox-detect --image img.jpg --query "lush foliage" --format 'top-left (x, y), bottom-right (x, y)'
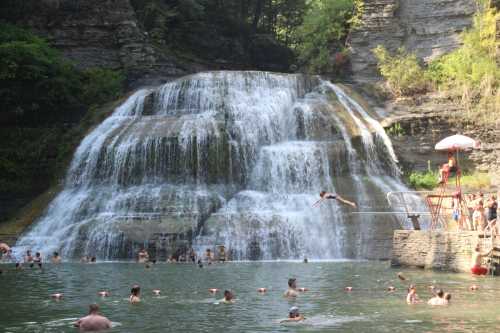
top-left (372, 46), bottom-right (429, 97)
top-left (407, 169), bottom-right (491, 190)
top-left (407, 170), bottom-right (439, 190)
top-left (373, 4), bottom-right (499, 124)
top-left (130, 0), bottom-right (309, 70)
top-left (130, 0), bottom-right (361, 73)
top-left (293, 0), bottom-right (354, 74)
top-left (429, 3), bottom-right (499, 125)
top-left (0, 23), bottom-right (124, 219)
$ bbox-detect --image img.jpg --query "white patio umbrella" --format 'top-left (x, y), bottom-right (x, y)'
top-left (434, 134), bottom-right (480, 151)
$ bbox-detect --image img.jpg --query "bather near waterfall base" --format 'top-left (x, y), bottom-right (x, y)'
top-left (15, 71), bottom-right (500, 332)
top-left (15, 71), bottom-right (424, 261)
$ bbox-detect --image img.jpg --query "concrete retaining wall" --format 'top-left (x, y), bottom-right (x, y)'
top-left (391, 230), bottom-right (492, 272)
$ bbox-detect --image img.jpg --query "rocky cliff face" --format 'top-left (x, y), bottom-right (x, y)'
top-left (349, 0), bottom-right (477, 82)
top-left (1, 0), bottom-right (186, 86)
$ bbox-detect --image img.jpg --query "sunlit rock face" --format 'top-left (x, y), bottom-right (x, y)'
top-left (349, 0), bottom-right (477, 82)
top-left (16, 71), bottom-right (426, 260)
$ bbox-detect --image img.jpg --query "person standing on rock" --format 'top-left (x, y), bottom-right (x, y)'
top-left (313, 191), bottom-right (357, 208)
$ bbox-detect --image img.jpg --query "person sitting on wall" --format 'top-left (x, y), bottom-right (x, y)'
top-left (438, 151), bottom-right (458, 184)
top-left (313, 191), bottom-right (357, 208)
top-left (471, 244), bottom-right (492, 275)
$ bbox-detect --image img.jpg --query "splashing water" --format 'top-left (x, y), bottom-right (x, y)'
top-left (15, 71), bottom-right (427, 260)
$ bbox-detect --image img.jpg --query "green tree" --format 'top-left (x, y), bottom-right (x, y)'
top-left (293, 0), bottom-right (361, 74)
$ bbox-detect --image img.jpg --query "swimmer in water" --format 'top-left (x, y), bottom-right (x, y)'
top-left (74, 304), bottom-right (112, 331)
top-left (427, 289), bottom-right (446, 306)
top-left (129, 285), bottom-right (141, 303)
top-left (24, 250), bottom-right (33, 263)
top-left (406, 285), bottom-right (421, 304)
top-left (281, 306), bottom-right (305, 323)
top-left (284, 278), bottom-right (299, 298)
top-left (90, 257), bottom-right (96, 263)
top-left (313, 191), bottom-right (357, 208)
top-left (33, 252), bottom-right (42, 264)
top-left (444, 293), bottom-right (451, 305)
top-left (51, 252), bottom-right (62, 264)
top-left (137, 247), bottom-right (149, 263)
top-left (221, 290), bottom-right (235, 304)
top-left (15, 262), bottom-right (23, 270)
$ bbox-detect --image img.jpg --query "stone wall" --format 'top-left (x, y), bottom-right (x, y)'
top-left (391, 230), bottom-right (497, 272)
top-left (349, 0), bottom-right (477, 82)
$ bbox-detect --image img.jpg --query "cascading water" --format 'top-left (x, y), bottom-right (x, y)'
top-left (15, 71), bottom-right (426, 260)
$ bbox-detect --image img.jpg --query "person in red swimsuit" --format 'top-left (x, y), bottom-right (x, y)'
top-left (313, 191), bottom-right (357, 208)
top-left (471, 244), bottom-right (492, 275)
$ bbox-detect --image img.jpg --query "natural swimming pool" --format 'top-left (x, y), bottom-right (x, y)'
top-left (1, 261), bottom-right (500, 332)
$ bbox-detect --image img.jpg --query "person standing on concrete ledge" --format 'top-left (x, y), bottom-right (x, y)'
top-left (471, 244), bottom-right (492, 275)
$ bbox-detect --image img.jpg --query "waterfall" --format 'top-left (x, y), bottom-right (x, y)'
top-left (15, 71), bottom-right (426, 260)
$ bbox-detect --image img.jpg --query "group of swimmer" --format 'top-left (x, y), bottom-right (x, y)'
top-left (406, 284), bottom-right (452, 306)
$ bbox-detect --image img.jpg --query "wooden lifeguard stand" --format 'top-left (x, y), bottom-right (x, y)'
top-left (426, 134), bottom-right (480, 230)
top-left (425, 157), bottom-right (468, 230)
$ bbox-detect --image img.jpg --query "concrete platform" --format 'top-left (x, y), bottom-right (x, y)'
top-left (391, 230), bottom-right (500, 272)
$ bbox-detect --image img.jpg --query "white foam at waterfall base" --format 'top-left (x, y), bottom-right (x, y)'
top-left (14, 71), bottom-right (428, 260)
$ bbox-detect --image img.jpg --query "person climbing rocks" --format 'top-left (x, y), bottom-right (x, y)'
top-left (313, 191), bottom-right (357, 208)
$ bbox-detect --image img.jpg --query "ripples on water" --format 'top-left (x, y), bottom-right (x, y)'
top-left (1, 261), bottom-right (500, 332)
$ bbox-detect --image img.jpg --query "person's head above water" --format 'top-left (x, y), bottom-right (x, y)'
top-left (224, 290), bottom-right (233, 301)
top-left (289, 306), bottom-right (300, 318)
top-left (131, 285), bottom-right (140, 296)
top-left (436, 289), bottom-right (444, 298)
top-left (89, 303), bottom-right (100, 315)
top-left (445, 293), bottom-right (451, 301)
top-left (288, 278), bottom-right (297, 289)
top-left (319, 191), bottom-right (327, 198)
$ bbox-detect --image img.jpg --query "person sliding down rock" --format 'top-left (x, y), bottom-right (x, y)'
top-left (312, 191), bottom-right (357, 208)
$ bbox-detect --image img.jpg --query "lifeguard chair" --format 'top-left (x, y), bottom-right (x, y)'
top-left (426, 135), bottom-right (480, 230)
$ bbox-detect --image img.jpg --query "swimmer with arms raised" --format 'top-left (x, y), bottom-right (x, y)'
top-left (74, 304), bottom-right (112, 331)
top-left (313, 191), bottom-right (357, 208)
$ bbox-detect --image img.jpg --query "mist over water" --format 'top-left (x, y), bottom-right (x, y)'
top-left (15, 71), bottom-right (426, 260)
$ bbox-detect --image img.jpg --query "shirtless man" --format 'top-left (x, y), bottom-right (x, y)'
top-left (74, 304), bottom-right (112, 331)
top-left (313, 191), bottom-right (357, 208)
top-left (51, 252), bottom-right (62, 264)
top-left (129, 285), bottom-right (141, 303)
top-left (284, 278), bottom-right (299, 298)
top-left (471, 244), bottom-right (492, 275)
top-left (428, 289), bottom-right (446, 306)
top-left (281, 306), bottom-right (305, 323)
top-left (137, 248), bottom-right (149, 263)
